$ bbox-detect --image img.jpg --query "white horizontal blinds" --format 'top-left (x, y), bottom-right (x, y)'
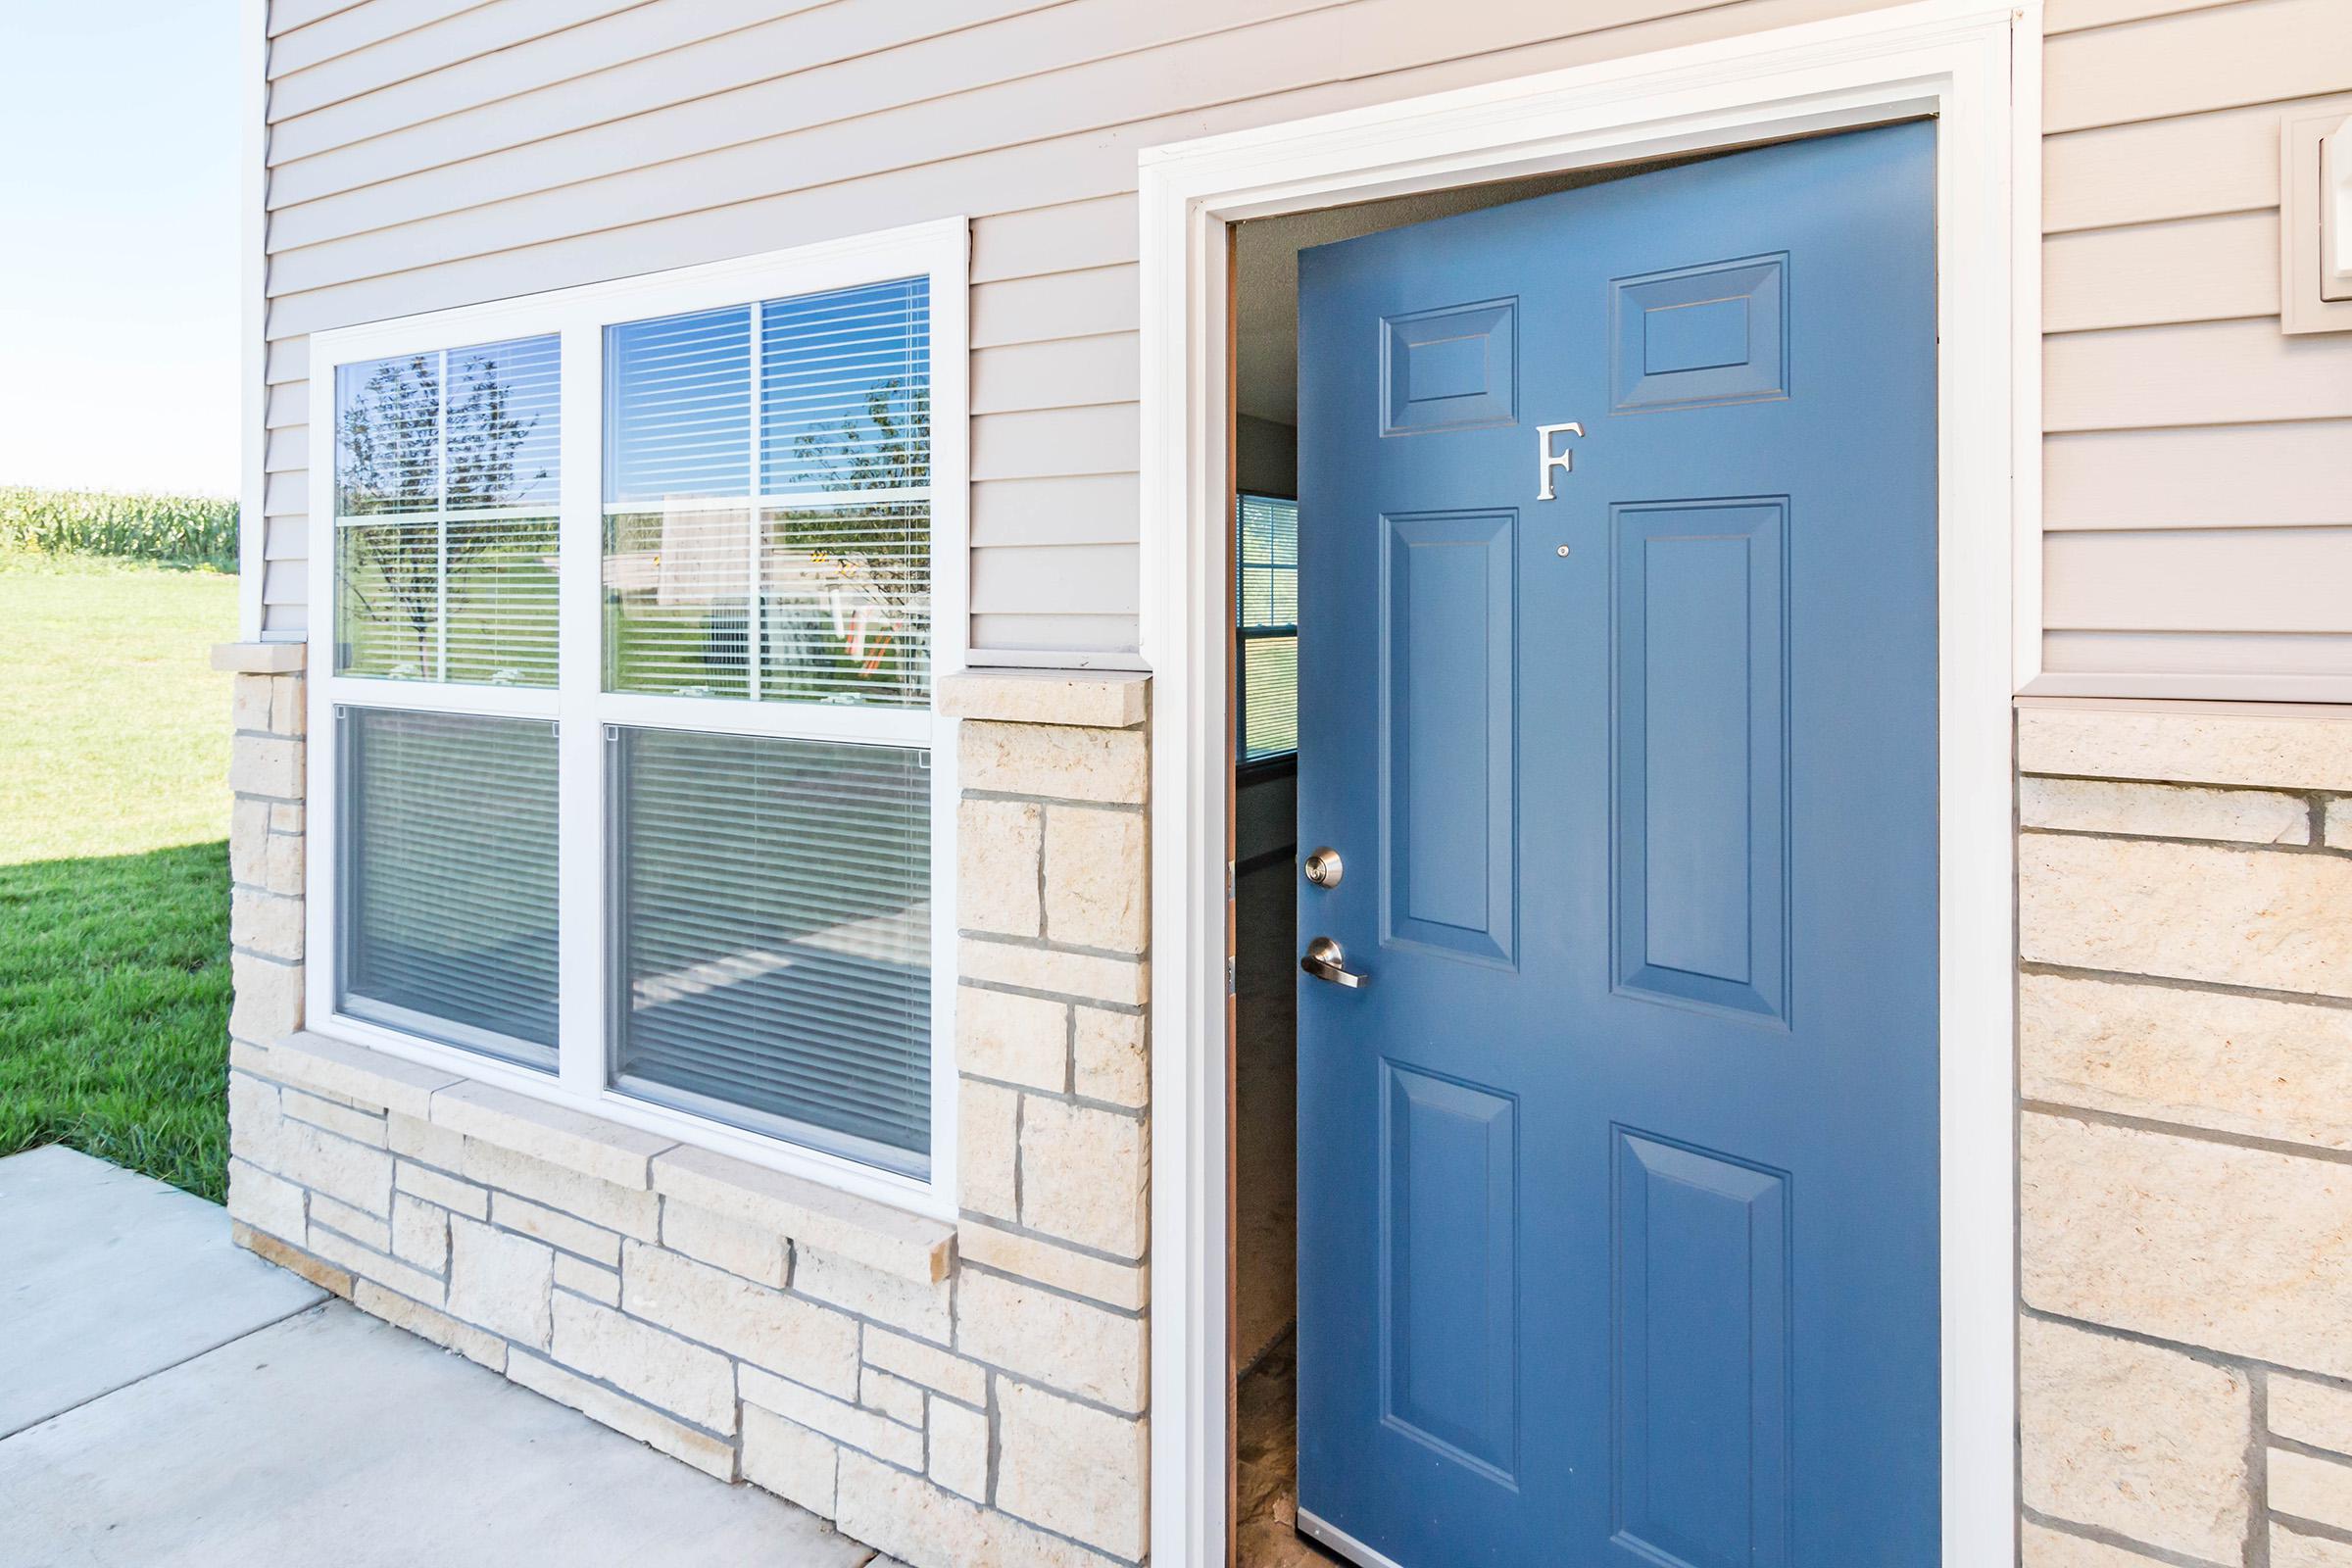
top-left (334, 334), bottom-right (561, 686)
top-left (605, 280), bottom-right (931, 708)
top-left (340, 709), bottom-right (561, 1068)
top-left (611, 728), bottom-right (932, 1170)
top-left (1238, 493), bottom-right (1299, 761)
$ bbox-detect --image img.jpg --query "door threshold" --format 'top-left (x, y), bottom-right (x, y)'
top-left (1296, 1508), bottom-right (1411, 1568)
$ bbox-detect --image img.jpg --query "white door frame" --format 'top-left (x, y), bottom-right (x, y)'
top-left (1139, 2), bottom-right (2039, 1563)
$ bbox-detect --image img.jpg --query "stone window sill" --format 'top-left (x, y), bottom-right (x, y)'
top-left (254, 1030), bottom-right (956, 1285)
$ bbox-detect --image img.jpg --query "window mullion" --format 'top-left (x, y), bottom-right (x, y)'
top-left (747, 297), bottom-right (765, 705)
top-left (556, 317), bottom-right (610, 1101)
top-left (434, 349), bottom-right (450, 682)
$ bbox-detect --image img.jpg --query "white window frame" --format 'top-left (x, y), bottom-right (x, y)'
top-left (305, 219), bottom-right (969, 1218)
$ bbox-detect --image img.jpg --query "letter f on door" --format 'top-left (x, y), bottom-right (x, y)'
top-left (1537, 421), bottom-right (1585, 501)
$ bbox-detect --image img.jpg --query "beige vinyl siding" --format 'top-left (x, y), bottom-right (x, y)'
top-left (2038, 0), bottom-right (2352, 698)
top-left (255, 0), bottom-right (2352, 696)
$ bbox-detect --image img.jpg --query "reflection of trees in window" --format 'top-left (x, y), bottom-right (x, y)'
top-left (781, 382), bottom-right (930, 694)
top-left (338, 345), bottom-right (553, 678)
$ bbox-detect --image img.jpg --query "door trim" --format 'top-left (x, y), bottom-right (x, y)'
top-left (1138, 3), bottom-right (2040, 1563)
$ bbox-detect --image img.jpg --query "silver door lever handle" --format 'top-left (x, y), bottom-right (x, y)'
top-left (1301, 936), bottom-right (1369, 989)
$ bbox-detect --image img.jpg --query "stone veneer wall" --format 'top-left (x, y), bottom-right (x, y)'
top-left (2018, 702), bottom-right (2352, 1568)
top-left (217, 649), bottom-right (1152, 1568)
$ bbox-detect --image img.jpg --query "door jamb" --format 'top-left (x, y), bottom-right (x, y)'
top-left (1139, 3), bottom-right (2039, 1563)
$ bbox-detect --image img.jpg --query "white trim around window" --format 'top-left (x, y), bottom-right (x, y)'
top-left (304, 219), bottom-right (970, 1218)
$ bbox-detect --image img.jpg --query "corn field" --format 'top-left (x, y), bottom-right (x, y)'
top-left (0, 487), bottom-right (239, 569)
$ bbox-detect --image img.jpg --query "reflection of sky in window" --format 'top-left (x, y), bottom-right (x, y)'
top-left (606, 280), bottom-right (929, 506)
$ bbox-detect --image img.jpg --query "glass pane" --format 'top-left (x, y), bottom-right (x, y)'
top-left (447, 334), bottom-right (562, 511)
top-left (604, 508), bottom-right (753, 698)
top-left (1243, 633), bottom-right (1298, 761)
top-left (760, 501), bottom-right (929, 707)
top-left (337, 520), bottom-right (442, 680)
top-left (341, 709), bottom-right (560, 1066)
top-left (1236, 494), bottom-right (1299, 630)
top-left (607, 306), bottom-right (753, 505)
top-left (335, 353), bottom-right (441, 515)
top-left (761, 278), bottom-right (929, 496)
top-left (612, 727), bottom-right (931, 1170)
top-left (446, 515), bottom-right (559, 686)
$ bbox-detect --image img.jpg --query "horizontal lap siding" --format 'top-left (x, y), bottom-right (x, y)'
top-left (2039, 0), bottom-right (2352, 697)
top-left (252, 0), bottom-right (1900, 650)
top-left (257, 0), bottom-right (2350, 693)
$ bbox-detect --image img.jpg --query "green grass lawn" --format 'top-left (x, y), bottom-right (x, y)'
top-left (0, 557), bottom-right (239, 1200)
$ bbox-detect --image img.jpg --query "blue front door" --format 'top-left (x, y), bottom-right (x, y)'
top-left (1293, 122), bottom-right (1939, 1568)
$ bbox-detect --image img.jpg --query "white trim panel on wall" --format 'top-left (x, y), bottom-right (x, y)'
top-left (1137, 3), bottom-right (2037, 1562)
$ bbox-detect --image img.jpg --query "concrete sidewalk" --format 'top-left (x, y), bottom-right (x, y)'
top-left (0, 1147), bottom-right (887, 1567)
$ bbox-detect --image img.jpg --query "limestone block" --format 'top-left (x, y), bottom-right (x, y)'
top-left (263, 831), bottom-right (304, 896)
top-left (621, 1240), bottom-right (858, 1398)
top-left (549, 1291), bottom-right (734, 1434)
top-left (227, 733), bottom-right (303, 798)
top-left (228, 798), bottom-right (270, 883)
top-left (395, 1160), bottom-right (489, 1220)
top-left (955, 1268), bottom-right (1146, 1412)
top-left (446, 1214), bottom-right (555, 1349)
top-left (861, 1365), bottom-right (926, 1427)
top-left (960, 721), bottom-right (1146, 805)
top-left (957, 799), bottom-right (1043, 937)
top-left (228, 952), bottom-right (302, 1044)
top-left (553, 1253), bottom-right (620, 1306)
top-left (2273, 1375), bottom-right (2352, 1456)
top-left (742, 1405), bottom-right (841, 1518)
top-left (459, 1138), bottom-right (660, 1240)
top-left (795, 1245), bottom-right (953, 1345)
top-left (1042, 806), bottom-right (1146, 952)
top-left (231, 673), bottom-right (271, 733)
top-left (354, 1280), bottom-right (505, 1371)
top-left (2023, 1112), bottom-right (2352, 1377)
top-left (661, 1200), bottom-right (788, 1288)
top-left (958, 1078), bottom-right (1020, 1223)
top-left (2021, 971), bottom-right (2352, 1150)
top-left (233, 1073), bottom-right (394, 1217)
top-left (390, 1194), bottom-right (448, 1271)
top-left (649, 1143), bottom-right (953, 1284)
top-left (937, 670), bottom-right (1147, 730)
top-left (2278, 1523), bottom-right (2352, 1568)
top-left (269, 673), bottom-right (304, 737)
top-left (928, 1395), bottom-right (990, 1501)
top-left (2328, 799), bottom-right (2352, 852)
top-left (835, 1448), bottom-right (1123, 1568)
top-left (740, 1365), bottom-right (922, 1470)
top-left (431, 1079), bottom-right (673, 1188)
top-left (305, 1220), bottom-right (444, 1303)
top-left (2020, 1521), bottom-right (2175, 1566)
top-left (234, 1221), bottom-right (352, 1298)
top-left (388, 1111), bottom-right (466, 1171)
top-left (310, 1194), bottom-right (391, 1252)
top-left (996, 1378), bottom-right (1148, 1559)
top-left (864, 1326), bottom-right (988, 1406)
top-left (2021, 834), bottom-right (2352, 996)
top-left (2021, 775), bottom-right (2311, 844)
top-left (957, 985), bottom-right (1067, 1092)
top-left (1019, 1099), bottom-right (1147, 1258)
top-left (2017, 706), bottom-right (2352, 791)
top-left (268, 1032), bottom-right (460, 1120)
top-left (280, 1087), bottom-right (387, 1147)
top-left (956, 1218), bottom-right (1149, 1311)
top-left (492, 1193), bottom-right (622, 1267)
top-left (2018, 1315), bottom-right (2250, 1561)
top-left (231, 887), bottom-right (304, 961)
top-left (225, 1156), bottom-right (304, 1243)
top-left (1071, 1006), bottom-right (1148, 1109)
top-left (957, 938), bottom-right (1147, 1008)
top-left (2274, 1447), bottom-right (2352, 1532)
top-left (507, 1352), bottom-right (734, 1480)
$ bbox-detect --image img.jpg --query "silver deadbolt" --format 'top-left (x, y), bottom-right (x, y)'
top-left (1302, 846), bottom-right (1344, 889)
top-left (1301, 936), bottom-right (1369, 989)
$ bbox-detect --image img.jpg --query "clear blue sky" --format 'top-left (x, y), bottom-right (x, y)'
top-left (0, 2), bottom-right (240, 497)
